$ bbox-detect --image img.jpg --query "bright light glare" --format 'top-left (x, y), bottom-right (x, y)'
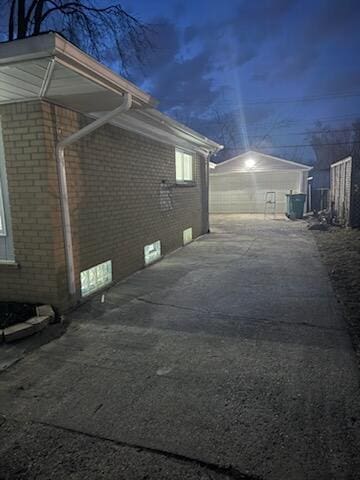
top-left (245, 157), bottom-right (256, 168)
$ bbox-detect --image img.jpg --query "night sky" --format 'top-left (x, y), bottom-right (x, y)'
top-left (120, 0), bottom-right (360, 164)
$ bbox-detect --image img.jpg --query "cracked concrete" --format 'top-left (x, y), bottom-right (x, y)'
top-left (0, 214), bottom-right (360, 479)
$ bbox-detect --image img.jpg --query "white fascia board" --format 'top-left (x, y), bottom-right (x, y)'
top-left (210, 168), bottom-right (312, 176)
top-left (146, 109), bottom-right (222, 153)
top-left (216, 150), bottom-right (312, 170)
top-left (256, 151), bottom-right (313, 170)
top-left (92, 111), bottom-right (211, 155)
top-left (331, 156), bottom-right (352, 168)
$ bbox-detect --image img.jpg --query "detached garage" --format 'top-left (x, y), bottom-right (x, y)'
top-left (210, 151), bottom-right (312, 214)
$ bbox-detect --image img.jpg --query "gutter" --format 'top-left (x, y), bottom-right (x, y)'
top-left (56, 92), bottom-right (132, 296)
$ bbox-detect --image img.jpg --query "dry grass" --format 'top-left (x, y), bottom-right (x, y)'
top-left (313, 227), bottom-right (360, 362)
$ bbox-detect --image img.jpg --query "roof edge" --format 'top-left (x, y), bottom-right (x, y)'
top-left (0, 32), bottom-right (156, 107)
top-left (0, 33), bottom-right (222, 153)
top-left (216, 150), bottom-right (312, 170)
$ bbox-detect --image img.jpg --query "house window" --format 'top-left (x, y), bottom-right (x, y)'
top-left (144, 240), bottom-right (161, 265)
top-left (0, 119), bottom-right (14, 261)
top-left (176, 149), bottom-right (193, 183)
top-left (183, 227), bottom-right (193, 245)
top-left (80, 260), bottom-right (112, 297)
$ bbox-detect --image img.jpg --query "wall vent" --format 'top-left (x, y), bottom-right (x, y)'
top-left (144, 240), bottom-right (161, 265)
top-left (80, 260), bottom-right (112, 297)
top-left (183, 227), bottom-right (193, 245)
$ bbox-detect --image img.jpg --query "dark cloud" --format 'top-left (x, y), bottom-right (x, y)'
top-left (149, 50), bottom-right (219, 115)
top-left (123, 0), bottom-right (360, 158)
top-left (304, 0), bottom-right (360, 42)
top-left (136, 18), bottom-right (180, 74)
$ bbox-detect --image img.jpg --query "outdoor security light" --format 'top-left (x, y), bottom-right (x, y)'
top-left (245, 157), bottom-right (256, 168)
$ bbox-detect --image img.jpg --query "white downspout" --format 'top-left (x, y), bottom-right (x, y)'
top-left (56, 92), bottom-right (132, 296)
top-left (206, 152), bottom-right (212, 233)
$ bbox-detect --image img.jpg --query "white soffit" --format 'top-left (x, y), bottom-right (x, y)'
top-left (0, 59), bottom-right (49, 102)
top-left (0, 33), bottom-right (222, 154)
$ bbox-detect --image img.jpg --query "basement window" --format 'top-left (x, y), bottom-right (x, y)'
top-left (80, 260), bottom-right (112, 297)
top-left (176, 149), bottom-right (193, 183)
top-left (144, 240), bottom-right (161, 265)
top-left (183, 227), bottom-right (193, 245)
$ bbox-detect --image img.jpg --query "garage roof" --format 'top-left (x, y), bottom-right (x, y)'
top-left (0, 33), bottom-right (222, 155)
top-left (212, 150), bottom-right (312, 174)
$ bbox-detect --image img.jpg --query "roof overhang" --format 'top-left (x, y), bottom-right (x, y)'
top-left (212, 150), bottom-right (312, 171)
top-left (0, 33), bottom-right (222, 155)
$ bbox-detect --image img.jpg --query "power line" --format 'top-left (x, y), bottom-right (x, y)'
top-left (230, 127), bottom-right (360, 138)
top-left (166, 91), bottom-right (360, 106)
top-left (220, 92), bottom-right (360, 106)
top-left (233, 141), bottom-right (360, 149)
top-left (201, 113), bottom-right (360, 128)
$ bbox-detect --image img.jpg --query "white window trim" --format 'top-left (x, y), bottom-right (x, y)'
top-left (175, 148), bottom-right (194, 184)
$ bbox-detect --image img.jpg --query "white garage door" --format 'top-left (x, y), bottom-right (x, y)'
top-left (210, 171), bottom-right (301, 214)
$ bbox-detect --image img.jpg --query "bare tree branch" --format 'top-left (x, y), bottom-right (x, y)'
top-left (3, 0), bottom-right (153, 74)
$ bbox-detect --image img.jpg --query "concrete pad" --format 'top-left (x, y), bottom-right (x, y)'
top-left (26, 316), bottom-right (50, 332)
top-left (3, 322), bottom-right (35, 342)
top-left (0, 214), bottom-right (359, 479)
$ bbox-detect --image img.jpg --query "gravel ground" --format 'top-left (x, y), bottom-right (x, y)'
top-left (313, 227), bottom-right (360, 364)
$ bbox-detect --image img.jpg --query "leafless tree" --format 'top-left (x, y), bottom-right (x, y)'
top-left (309, 120), bottom-right (360, 169)
top-left (1, 0), bottom-right (152, 73)
top-left (211, 108), bottom-right (239, 150)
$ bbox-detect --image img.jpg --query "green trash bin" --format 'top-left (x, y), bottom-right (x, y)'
top-left (286, 194), bottom-right (306, 219)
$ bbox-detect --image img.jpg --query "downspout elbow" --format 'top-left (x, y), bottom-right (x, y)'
top-left (56, 93), bottom-right (132, 297)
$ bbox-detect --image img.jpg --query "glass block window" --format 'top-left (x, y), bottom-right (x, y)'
top-left (176, 149), bottom-right (193, 182)
top-left (144, 240), bottom-right (161, 265)
top-left (80, 260), bottom-right (112, 297)
top-left (183, 227), bottom-right (193, 245)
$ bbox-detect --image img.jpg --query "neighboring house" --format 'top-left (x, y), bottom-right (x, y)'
top-left (330, 154), bottom-right (360, 227)
top-left (209, 150), bottom-right (312, 214)
top-left (0, 33), bottom-right (222, 312)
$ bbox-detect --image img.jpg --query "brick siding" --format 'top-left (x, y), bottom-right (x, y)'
top-left (0, 101), bottom-right (209, 311)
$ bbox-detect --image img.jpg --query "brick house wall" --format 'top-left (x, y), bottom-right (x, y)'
top-left (0, 100), bottom-right (209, 311)
top-left (0, 102), bottom-right (63, 307)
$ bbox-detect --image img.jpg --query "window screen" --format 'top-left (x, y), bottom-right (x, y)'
top-left (176, 149), bottom-right (193, 182)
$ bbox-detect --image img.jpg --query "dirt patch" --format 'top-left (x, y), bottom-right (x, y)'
top-left (313, 227), bottom-right (360, 363)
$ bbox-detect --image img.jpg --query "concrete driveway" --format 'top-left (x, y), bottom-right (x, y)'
top-left (1, 214), bottom-right (360, 479)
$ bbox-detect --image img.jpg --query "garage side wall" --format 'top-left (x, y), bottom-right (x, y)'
top-left (45, 103), bottom-right (208, 310)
